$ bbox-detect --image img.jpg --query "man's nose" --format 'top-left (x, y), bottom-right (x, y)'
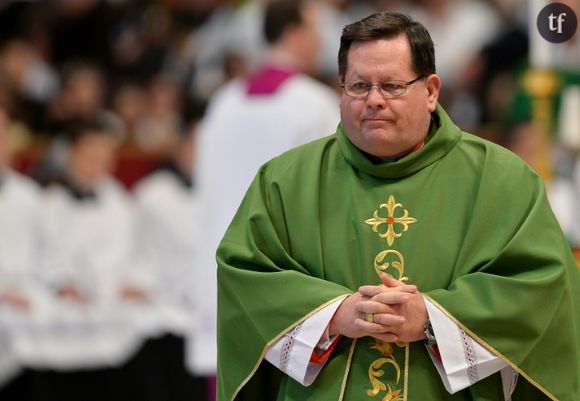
top-left (365, 85), bottom-right (387, 109)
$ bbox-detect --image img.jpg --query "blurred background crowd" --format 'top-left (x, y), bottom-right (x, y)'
top-left (0, 0), bottom-right (578, 400)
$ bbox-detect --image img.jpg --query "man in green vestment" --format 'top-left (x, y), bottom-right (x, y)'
top-left (216, 11), bottom-right (580, 401)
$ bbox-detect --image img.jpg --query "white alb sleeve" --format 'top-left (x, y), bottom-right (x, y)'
top-left (265, 296), bottom-right (346, 386)
top-left (424, 298), bottom-right (518, 400)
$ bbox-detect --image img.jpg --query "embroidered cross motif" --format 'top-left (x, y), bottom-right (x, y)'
top-left (365, 195), bottom-right (417, 246)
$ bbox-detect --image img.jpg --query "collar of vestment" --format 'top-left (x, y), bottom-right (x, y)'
top-left (336, 104), bottom-right (461, 179)
top-left (55, 174), bottom-right (98, 202)
top-left (160, 160), bottom-right (194, 189)
top-left (245, 65), bottom-right (297, 96)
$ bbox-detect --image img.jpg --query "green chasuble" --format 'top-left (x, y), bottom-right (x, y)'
top-left (216, 105), bottom-right (580, 401)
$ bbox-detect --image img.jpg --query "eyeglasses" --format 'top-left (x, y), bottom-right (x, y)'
top-left (341, 76), bottom-right (424, 98)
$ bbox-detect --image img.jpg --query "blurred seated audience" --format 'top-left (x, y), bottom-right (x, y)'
top-left (132, 104), bottom-right (208, 401)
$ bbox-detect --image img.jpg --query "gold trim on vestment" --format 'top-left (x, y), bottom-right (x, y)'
top-left (403, 345), bottom-right (409, 401)
top-left (228, 294), bottom-right (351, 401)
top-left (338, 339), bottom-right (358, 401)
top-left (423, 295), bottom-right (559, 401)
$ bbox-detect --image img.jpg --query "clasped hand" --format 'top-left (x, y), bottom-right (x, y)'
top-left (329, 274), bottom-right (427, 343)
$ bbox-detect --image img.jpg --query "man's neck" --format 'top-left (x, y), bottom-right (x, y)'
top-left (267, 48), bottom-right (303, 73)
top-left (65, 170), bottom-right (99, 193)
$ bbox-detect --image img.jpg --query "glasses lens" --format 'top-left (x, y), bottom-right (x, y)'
top-left (380, 81), bottom-right (406, 97)
top-left (343, 78), bottom-right (418, 98)
top-left (346, 82), bottom-right (370, 97)
top-left (380, 81), bottom-right (407, 96)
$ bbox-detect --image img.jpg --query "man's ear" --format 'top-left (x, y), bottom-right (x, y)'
top-left (425, 74), bottom-right (441, 112)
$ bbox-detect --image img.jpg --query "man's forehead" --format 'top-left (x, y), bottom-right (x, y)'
top-left (345, 36), bottom-right (413, 76)
top-left (349, 34), bottom-right (410, 55)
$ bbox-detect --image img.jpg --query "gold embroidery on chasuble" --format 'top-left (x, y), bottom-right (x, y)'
top-left (364, 195), bottom-right (417, 401)
top-left (364, 195), bottom-right (417, 247)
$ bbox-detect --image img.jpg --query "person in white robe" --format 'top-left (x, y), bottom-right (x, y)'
top-left (188, 0), bottom-right (340, 378)
top-left (35, 119), bottom-right (151, 372)
top-left (132, 115), bottom-right (208, 401)
top-left (0, 108), bottom-right (47, 392)
top-left (134, 117), bottom-right (200, 336)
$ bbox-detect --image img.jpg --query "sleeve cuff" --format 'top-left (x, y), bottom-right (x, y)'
top-left (423, 297), bottom-right (509, 394)
top-left (265, 296), bottom-right (347, 386)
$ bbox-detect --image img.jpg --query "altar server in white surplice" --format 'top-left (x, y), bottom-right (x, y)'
top-left (132, 116), bottom-right (209, 401)
top-left (189, 0), bottom-right (339, 375)
top-left (35, 119), bottom-right (151, 369)
top-left (133, 119), bottom-right (200, 336)
top-left (0, 108), bottom-right (47, 388)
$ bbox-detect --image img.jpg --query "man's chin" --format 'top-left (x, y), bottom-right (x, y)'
top-left (359, 138), bottom-right (400, 157)
top-left (363, 128), bottom-right (397, 145)
top-left (362, 119), bottom-right (395, 129)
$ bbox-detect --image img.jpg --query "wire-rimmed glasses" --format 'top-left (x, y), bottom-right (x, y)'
top-left (341, 76), bottom-right (424, 98)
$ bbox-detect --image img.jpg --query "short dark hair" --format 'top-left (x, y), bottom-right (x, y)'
top-left (338, 12), bottom-right (436, 79)
top-left (263, 0), bottom-right (303, 45)
top-left (63, 117), bottom-right (117, 145)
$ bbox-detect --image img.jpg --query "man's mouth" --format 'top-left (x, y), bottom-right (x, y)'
top-left (362, 117), bottom-right (395, 124)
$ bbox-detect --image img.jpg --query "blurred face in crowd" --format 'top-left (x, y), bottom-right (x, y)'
top-left (301, 3), bottom-right (322, 71)
top-left (148, 76), bottom-right (180, 117)
top-left (0, 41), bottom-right (35, 89)
top-left (68, 130), bottom-right (118, 187)
top-left (339, 34), bottom-right (440, 158)
top-left (62, 66), bottom-right (105, 118)
top-left (288, 2), bottom-right (322, 74)
top-left (113, 84), bottom-right (146, 127)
